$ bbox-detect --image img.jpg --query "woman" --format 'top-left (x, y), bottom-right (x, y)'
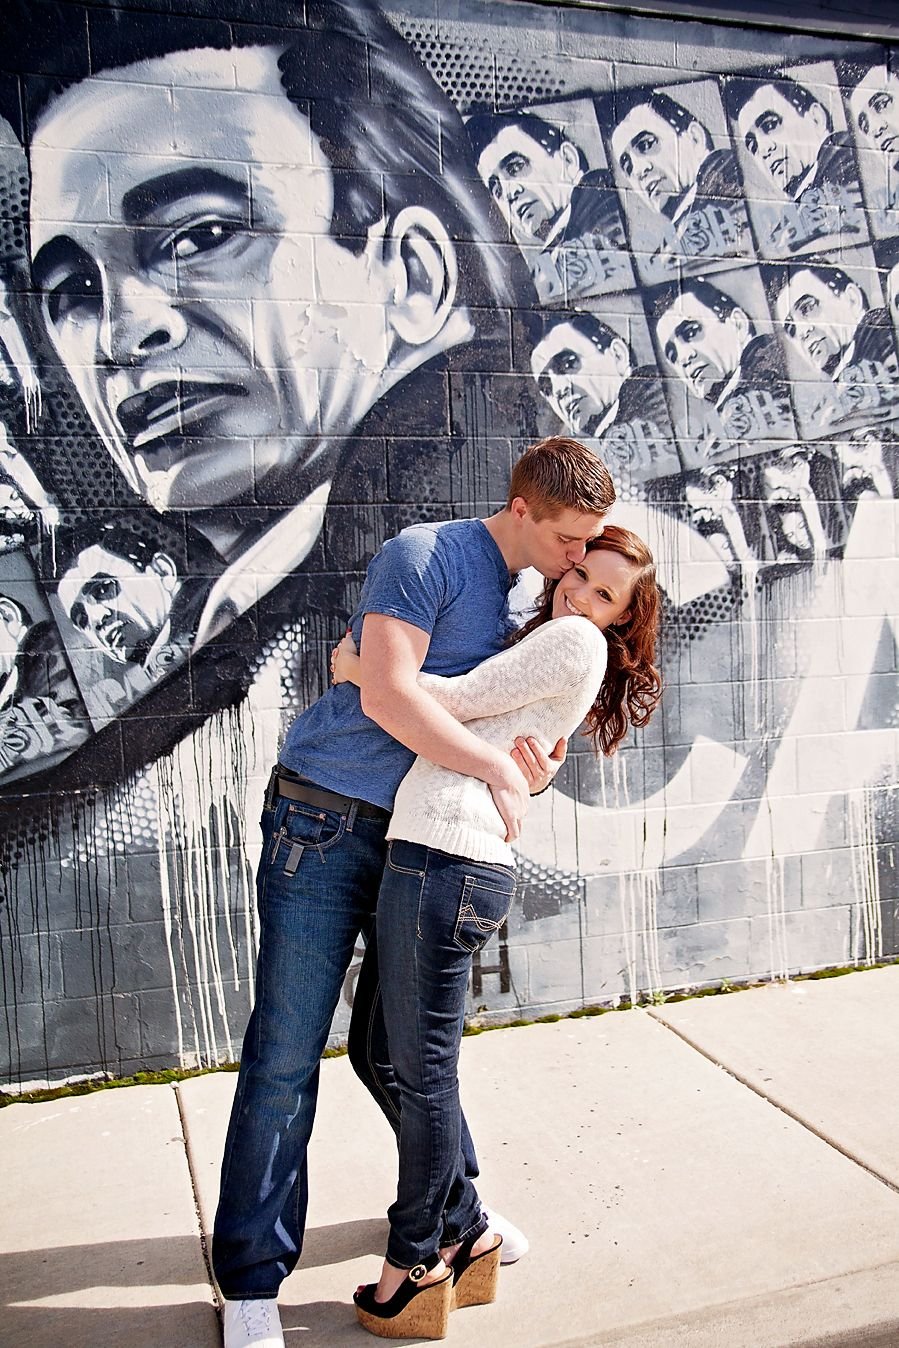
top-left (331, 526), bottom-right (662, 1339)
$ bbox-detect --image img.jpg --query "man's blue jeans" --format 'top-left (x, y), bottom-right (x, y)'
top-left (212, 781), bottom-right (480, 1300)
top-left (376, 839), bottom-right (517, 1269)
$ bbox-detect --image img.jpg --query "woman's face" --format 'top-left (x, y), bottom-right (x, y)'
top-left (551, 547), bottom-right (636, 631)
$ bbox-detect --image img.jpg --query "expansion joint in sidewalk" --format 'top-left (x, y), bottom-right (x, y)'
top-left (647, 1011), bottom-right (899, 1200)
top-left (173, 1082), bottom-right (219, 1303)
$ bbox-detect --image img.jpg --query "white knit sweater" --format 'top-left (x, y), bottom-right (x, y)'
top-left (387, 616), bottom-right (608, 864)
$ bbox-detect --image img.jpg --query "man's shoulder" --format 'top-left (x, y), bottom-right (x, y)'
top-left (695, 147), bottom-right (743, 199)
top-left (384, 516), bottom-right (476, 560)
top-left (739, 333), bottom-right (788, 383)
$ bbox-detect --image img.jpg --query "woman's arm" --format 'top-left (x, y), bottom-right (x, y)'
top-left (416, 618), bottom-right (606, 722)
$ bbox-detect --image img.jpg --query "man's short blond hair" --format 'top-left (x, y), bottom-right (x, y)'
top-left (508, 436), bottom-right (616, 520)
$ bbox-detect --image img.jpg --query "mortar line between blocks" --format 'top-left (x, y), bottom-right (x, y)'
top-left (647, 1012), bottom-right (899, 1200)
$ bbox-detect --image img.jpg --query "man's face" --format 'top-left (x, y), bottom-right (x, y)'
top-left (775, 271), bottom-right (864, 372)
top-left (30, 46), bottom-right (393, 515)
top-left (685, 478), bottom-right (736, 562)
top-left (477, 125), bottom-right (580, 245)
top-left (530, 322), bottom-right (631, 436)
top-left (59, 546), bottom-right (177, 664)
top-left (517, 504), bottom-right (608, 581)
top-left (737, 86), bottom-right (829, 197)
top-left (656, 292), bottom-right (750, 400)
top-left (850, 68), bottom-right (899, 170)
top-left (0, 599), bottom-right (27, 678)
top-left (763, 457), bottom-right (814, 552)
top-left (837, 432), bottom-right (892, 499)
top-left (610, 105), bottom-right (707, 216)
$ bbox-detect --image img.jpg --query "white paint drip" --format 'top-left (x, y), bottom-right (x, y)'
top-left (848, 786), bottom-right (883, 965)
top-left (764, 853), bottom-right (788, 982)
top-left (150, 652), bottom-right (281, 1068)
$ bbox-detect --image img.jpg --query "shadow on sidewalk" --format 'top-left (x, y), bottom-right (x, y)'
top-left (299, 1216), bottom-right (389, 1268)
top-left (1, 1235), bottom-right (218, 1347)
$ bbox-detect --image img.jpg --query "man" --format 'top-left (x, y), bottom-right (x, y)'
top-left (529, 313), bottom-right (674, 479)
top-left (836, 429), bottom-right (896, 502)
top-left (684, 467), bottom-right (753, 568)
top-left (846, 61), bottom-right (899, 210)
top-left (732, 75), bottom-right (853, 203)
top-left (7, 0), bottom-right (512, 641)
top-left (466, 111), bottom-right (630, 298)
top-left (608, 87), bottom-right (748, 268)
top-left (0, 592), bottom-right (84, 776)
top-left (212, 436), bottom-right (616, 1347)
top-left (761, 449), bottom-right (827, 562)
top-left (55, 525), bottom-right (207, 683)
top-left (728, 73), bottom-right (864, 254)
top-left (773, 264), bottom-right (895, 379)
top-left (653, 278), bottom-right (793, 442)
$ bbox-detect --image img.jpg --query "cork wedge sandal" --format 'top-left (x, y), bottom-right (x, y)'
top-left (354, 1255), bottom-right (453, 1340)
top-left (451, 1232), bottom-right (503, 1309)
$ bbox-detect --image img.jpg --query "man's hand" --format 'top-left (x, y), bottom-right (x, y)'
top-left (488, 756), bottom-right (531, 844)
top-left (512, 735), bottom-right (567, 795)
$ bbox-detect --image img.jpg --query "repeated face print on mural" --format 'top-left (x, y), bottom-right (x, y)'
top-left (466, 100), bottom-right (634, 303)
top-left (767, 249), bottom-right (899, 437)
top-left (599, 79), bottom-right (753, 285)
top-left (725, 63), bottom-right (868, 258)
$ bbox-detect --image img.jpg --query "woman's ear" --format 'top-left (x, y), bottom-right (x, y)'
top-left (385, 206), bottom-right (459, 348)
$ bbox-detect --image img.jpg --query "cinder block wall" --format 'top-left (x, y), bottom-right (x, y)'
top-left (0, 0), bottom-right (896, 1086)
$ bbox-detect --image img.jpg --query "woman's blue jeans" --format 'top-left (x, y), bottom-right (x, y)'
top-left (212, 786), bottom-right (481, 1300)
top-left (376, 839), bottom-right (517, 1269)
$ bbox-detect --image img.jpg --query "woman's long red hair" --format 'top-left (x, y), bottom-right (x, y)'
top-left (513, 525), bottom-right (662, 756)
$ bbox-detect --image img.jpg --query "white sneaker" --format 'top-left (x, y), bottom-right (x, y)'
top-left (481, 1206), bottom-right (529, 1264)
top-left (222, 1298), bottom-right (285, 1348)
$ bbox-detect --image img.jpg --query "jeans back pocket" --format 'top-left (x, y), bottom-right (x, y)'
top-left (454, 872), bottom-right (516, 954)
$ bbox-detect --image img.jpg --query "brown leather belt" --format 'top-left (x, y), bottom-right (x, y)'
top-left (273, 768), bottom-right (391, 824)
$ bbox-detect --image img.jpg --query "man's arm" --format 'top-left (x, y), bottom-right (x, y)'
top-left (359, 612), bottom-right (531, 842)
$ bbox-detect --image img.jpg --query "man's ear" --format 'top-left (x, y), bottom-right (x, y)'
top-left (807, 101), bottom-right (830, 137)
top-left (558, 140), bottom-right (583, 182)
top-left (729, 307), bottom-right (751, 342)
top-left (149, 552), bottom-right (180, 592)
top-left (845, 282), bottom-right (865, 322)
top-left (610, 336), bottom-right (632, 379)
top-left (386, 206), bottom-right (459, 348)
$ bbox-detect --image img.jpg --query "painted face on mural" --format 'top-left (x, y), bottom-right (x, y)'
top-left (774, 270), bottom-right (864, 373)
top-left (837, 431), bottom-right (894, 500)
top-left (29, 47), bottom-right (437, 526)
top-left (58, 545), bottom-right (180, 665)
top-left (476, 125), bottom-right (582, 246)
top-left (0, 595), bottom-right (28, 679)
top-left (849, 67), bottom-right (899, 170)
top-left (737, 85), bottom-right (830, 197)
top-left (530, 321), bottom-right (631, 436)
top-left (763, 456), bottom-right (815, 554)
top-left (656, 292), bottom-right (750, 401)
top-left (610, 104), bottom-right (708, 216)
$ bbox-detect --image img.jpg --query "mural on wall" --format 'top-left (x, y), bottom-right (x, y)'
top-left (0, 0), bottom-right (896, 1085)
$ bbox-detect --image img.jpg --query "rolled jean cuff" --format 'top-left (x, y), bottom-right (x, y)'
top-left (440, 1206), bottom-right (488, 1250)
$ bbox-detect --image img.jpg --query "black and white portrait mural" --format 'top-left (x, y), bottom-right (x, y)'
top-left (0, 0), bottom-right (896, 1087)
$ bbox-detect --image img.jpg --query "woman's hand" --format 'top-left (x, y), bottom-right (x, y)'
top-left (511, 735), bottom-right (567, 794)
top-left (330, 629), bottom-right (360, 686)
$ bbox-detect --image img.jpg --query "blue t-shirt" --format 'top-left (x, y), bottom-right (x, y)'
top-left (280, 518), bottom-right (518, 810)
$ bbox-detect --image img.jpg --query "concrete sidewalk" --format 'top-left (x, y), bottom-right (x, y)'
top-left (3, 967), bottom-right (899, 1348)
